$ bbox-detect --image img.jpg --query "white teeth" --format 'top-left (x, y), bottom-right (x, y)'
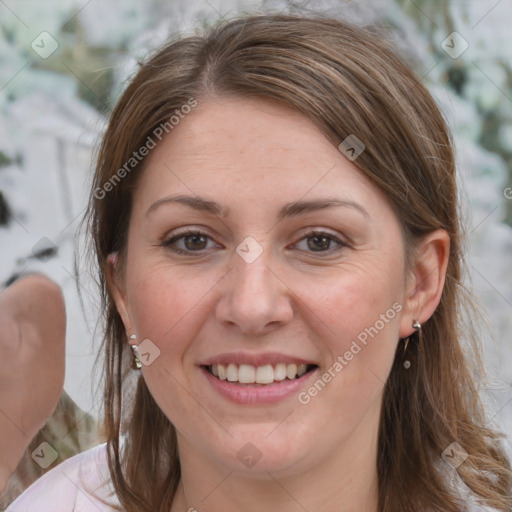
top-left (226, 363), bottom-right (238, 382)
top-left (208, 362), bottom-right (312, 384)
top-left (255, 364), bottom-right (274, 384)
top-left (274, 363), bottom-right (287, 381)
top-left (286, 363), bottom-right (297, 380)
top-left (297, 364), bottom-right (307, 377)
top-left (238, 364), bottom-right (256, 384)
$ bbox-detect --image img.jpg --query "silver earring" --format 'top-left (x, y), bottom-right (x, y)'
top-left (129, 334), bottom-right (142, 370)
top-left (413, 320), bottom-right (423, 352)
top-left (403, 320), bottom-right (421, 369)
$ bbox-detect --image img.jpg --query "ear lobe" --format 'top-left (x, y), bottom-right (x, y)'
top-left (106, 252), bottom-right (131, 332)
top-left (399, 229), bottom-right (450, 338)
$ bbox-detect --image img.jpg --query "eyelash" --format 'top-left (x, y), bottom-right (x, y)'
top-left (161, 229), bottom-right (349, 256)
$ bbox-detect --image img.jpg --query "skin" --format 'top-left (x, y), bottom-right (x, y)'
top-left (110, 96), bottom-right (449, 512)
top-left (0, 275), bottom-right (65, 494)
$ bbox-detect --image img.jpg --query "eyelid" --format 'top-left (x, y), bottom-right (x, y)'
top-left (294, 226), bottom-right (348, 243)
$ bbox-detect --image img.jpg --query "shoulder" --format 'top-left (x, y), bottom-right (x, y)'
top-left (5, 443), bottom-right (120, 512)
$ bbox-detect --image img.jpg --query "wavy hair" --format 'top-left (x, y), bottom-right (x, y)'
top-left (84, 14), bottom-right (512, 512)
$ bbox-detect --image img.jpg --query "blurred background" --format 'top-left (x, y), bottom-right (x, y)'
top-left (0, 0), bottom-right (511, 443)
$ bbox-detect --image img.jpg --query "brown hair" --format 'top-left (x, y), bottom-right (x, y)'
top-left (84, 13), bottom-right (512, 512)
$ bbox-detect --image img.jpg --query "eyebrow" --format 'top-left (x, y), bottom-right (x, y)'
top-left (146, 194), bottom-right (370, 220)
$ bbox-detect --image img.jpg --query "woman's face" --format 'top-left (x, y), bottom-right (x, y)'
top-left (113, 96), bottom-right (415, 477)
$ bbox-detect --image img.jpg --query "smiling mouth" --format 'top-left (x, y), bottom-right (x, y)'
top-left (204, 363), bottom-right (318, 385)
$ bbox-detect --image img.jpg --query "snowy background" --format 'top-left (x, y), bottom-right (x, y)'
top-left (0, 0), bottom-right (511, 444)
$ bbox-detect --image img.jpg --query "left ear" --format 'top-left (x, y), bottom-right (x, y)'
top-left (399, 229), bottom-right (450, 338)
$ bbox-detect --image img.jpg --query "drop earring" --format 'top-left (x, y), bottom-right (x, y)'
top-left (403, 320), bottom-right (421, 369)
top-left (129, 334), bottom-right (142, 370)
top-left (413, 320), bottom-right (423, 351)
top-left (403, 347), bottom-right (411, 369)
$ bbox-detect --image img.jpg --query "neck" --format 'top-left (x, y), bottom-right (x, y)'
top-left (172, 424), bottom-right (379, 512)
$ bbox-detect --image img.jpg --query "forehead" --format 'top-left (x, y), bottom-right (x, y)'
top-left (133, 96), bottom-right (387, 217)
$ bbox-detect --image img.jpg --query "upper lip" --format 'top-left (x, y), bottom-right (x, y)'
top-left (199, 352), bottom-right (318, 367)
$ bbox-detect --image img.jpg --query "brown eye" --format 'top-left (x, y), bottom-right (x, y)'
top-left (307, 234), bottom-right (332, 251)
top-left (182, 234), bottom-right (208, 250)
top-left (162, 230), bottom-right (215, 254)
top-left (295, 230), bottom-right (348, 254)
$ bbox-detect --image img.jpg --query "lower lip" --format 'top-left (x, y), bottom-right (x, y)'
top-left (200, 366), bottom-right (319, 405)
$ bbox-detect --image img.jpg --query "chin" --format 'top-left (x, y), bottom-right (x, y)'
top-left (208, 430), bottom-right (312, 476)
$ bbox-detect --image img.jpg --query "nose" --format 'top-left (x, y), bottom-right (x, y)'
top-left (215, 248), bottom-right (294, 336)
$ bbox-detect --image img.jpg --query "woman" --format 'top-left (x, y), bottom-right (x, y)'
top-left (7, 13), bottom-right (511, 512)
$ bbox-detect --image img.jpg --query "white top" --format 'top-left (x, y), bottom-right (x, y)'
top-left (6, 443), bottom-right (120, 512)
top-left (5, 443), bottom-right (500, 512)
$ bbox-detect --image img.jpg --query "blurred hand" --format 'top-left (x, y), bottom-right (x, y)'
top-left (0, 275), bottom-right (65, 493)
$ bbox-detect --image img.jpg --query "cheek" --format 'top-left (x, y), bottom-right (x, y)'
top-left (295, 274), bottom-right (401, 424)
top-left (296, 261), bottom-right (403, 406)
top-left (126, 264), bottom-right (207, 354)
top-left (124, 266), bottom-right (218, 431)
top-left (306, 261), bottom-right (403, 341)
